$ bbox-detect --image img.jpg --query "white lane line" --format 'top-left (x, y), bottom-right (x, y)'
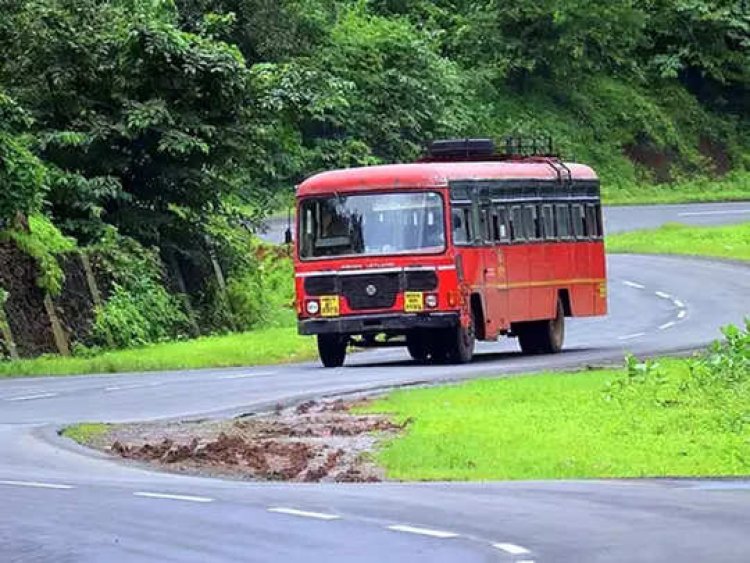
top-left (134, 492), bottom-right (213, 503)
top-left (654, 291), bottom-right (672, 300)
top-left (0, 480), bottom-right (74, 490)
top-left (678, 209), bottom-right (750, 217)
top-left (387, 525), bottom-right (459, 539)
top-left (678, 310), bottom-right (687, 319)
top-left (618, 332), bottom-right (646, 341)
top-left (105, 383), bottom-right (162, 392)
top-left (622, 280), bottom-right (645, 290)
top-left (493, 542), bottom-right (531, 555)
top-left (218, 371), bottom-right (276, 380)
top-left (659, 321), bottom-right (676, 330)
top-left (267, 507), bottom-right (340, 520)
top-left (673, 299), bottom-right (685, 308)
top-left (5, 393), bottom-right (58, 402)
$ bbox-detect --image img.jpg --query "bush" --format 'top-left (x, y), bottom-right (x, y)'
top-left (604, 320), bottom-right (750, 435)
top-left (92, 279), bottom-right (190, 349)
top-left (225, 246), bottom-right (295, 330)
top-left (90, 230), bottom-right (191, 349)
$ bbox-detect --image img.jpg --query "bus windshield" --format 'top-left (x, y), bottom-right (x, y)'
top-left (299, 192), bottom-right (445, 259)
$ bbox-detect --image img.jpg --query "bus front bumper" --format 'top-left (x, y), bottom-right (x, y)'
top-left (298, 312), bottom-right (460, 336)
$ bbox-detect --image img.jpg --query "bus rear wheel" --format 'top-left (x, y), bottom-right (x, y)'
top-left (517, 301), bottom-right (565, 354)
top-left (317, 334), bottom-right (347, 368)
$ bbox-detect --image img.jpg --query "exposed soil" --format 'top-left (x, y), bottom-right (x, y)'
top-left (93, 399), bottom-right (405, 483)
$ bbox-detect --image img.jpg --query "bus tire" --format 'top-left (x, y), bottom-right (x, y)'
top-left (317, 334), bottom-right (347, 368)
top-left (518, 301), bottom-right (565, 354)
top-left (406, 331), bottom-right (429, 363)
top-left (446, 319), bottom-right (475, 364)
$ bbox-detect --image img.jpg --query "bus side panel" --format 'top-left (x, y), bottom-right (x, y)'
top-left (503, 244), bottom-right (530, 322)
top-left (592, 241), bottom-right (608, 315)
top-left (568, 242), bottom-right (601, 317)
top-left (528, 243), bottom-right (556, 320)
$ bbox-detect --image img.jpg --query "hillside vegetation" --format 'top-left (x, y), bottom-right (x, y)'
top-left (0, 0), bottom-right (747, 359)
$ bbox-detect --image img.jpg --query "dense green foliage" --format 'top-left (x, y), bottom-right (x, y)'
top-left (360, 323), bottom-right (750, 480)
top-left (0, 0), bottom-right (747, 356)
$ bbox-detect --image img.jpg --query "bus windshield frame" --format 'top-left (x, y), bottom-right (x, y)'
top-left (298, 191), bottom-right (447, 260)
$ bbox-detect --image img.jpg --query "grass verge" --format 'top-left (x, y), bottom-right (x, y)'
top-left (0, 327), bottom-right (316, 378)
top-left (606, 221), bottom-right (750, 261)
top-left (358, 325), bottom-right (749, 480)
top-left (602, 171), bottom-right (750, 205)
top-left (62, 423), bottom-right (111, 445)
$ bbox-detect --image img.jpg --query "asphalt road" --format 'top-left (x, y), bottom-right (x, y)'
top-left (1, 203), bottom-right (749, 563)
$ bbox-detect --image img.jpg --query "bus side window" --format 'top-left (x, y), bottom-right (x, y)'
top-left (585, 204), bottom-right (599, 239)
top-left (541, 204), bottom-right (555, 240)
top-left (478, 207), bottom-right (491, 243)
top-left (555, 204), bottom-right (571, 239)
top-left (493, 205), bottom-right (510, 243)
top-left (452, 206), bottom-right (472, 245)
top-left (521, 204), bottom-right (540, 240)
top-left (572, 204), bottom-right (586, 239)
top-left (510, 205), bottom-right (524, 242)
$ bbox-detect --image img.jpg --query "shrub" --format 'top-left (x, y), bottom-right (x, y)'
top-left (92, 279), bottom-right (190, 349)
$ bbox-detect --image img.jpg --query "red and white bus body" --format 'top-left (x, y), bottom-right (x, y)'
top-left (294, 159), bottom-right (607, 366)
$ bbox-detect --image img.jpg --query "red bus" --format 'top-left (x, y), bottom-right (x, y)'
top-left (294, 139), bottom-right (607, 367)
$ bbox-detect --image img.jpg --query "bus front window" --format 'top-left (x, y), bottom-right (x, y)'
top-left (299, 192), bottom-right (445, 259)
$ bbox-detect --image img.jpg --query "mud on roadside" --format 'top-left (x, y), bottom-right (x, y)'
top-left (83, 399), bottom-right (406, 482)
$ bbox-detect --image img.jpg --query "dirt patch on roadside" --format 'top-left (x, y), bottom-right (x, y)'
top-left (93, 400), bottom-right (404, 482)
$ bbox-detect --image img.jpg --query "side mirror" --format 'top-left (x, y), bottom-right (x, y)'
top-left (284, 228), bottom-right (293, 245)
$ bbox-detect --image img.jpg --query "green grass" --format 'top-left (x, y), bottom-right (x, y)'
top-left (358, 358), bottom-right (750, 481)
top-left (602, 171), bottom-right (750, 205)
top-left (0, 327), bottom-right (317, 378)
top-left (606, 221), bottom-right (750, 261)
top-left (62, 423), bottom-right (111, 444)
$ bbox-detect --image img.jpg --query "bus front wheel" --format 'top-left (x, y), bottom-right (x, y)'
top-left (317, 334), bottom-right (347, 368)
top-left (406, 331), bottom-right (429, 363)
top-left (446, 319), bottom-right (475, 364)
top-left (517, 301), bottom-right (565, 354)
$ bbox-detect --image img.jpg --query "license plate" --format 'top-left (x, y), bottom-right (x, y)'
top-left (320, 295), bottom-right (340, 317)
top-left (404, 292), bottom-right (424, 312)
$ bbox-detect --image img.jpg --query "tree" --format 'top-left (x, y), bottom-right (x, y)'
top-left (0, 92), bottom-right (47, 224)
top-left (0, 0), bottom-right (255, 248)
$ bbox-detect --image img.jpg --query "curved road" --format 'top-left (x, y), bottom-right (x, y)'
top-left (1, 203), bottom-right (749, 562)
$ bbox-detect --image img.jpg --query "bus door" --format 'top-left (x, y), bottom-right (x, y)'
top-left (474, 193), bottom-right (505, 337)
top-left (488, 203), bottom-right (510, 331)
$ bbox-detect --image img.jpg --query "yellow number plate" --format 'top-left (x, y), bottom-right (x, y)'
top-left (404, 292), bottom-right (424, 313)
top-left (319, 295), bottom-right (340, 317)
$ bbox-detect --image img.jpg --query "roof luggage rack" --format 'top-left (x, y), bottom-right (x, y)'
top-left (421, 136), bottom-right (560, 161)
top-left (419, 136), bottom-right (572, 186)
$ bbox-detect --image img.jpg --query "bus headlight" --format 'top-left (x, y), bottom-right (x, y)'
top-left (425, 294), bottom-right (438, 308)
top-left (306, 300), bottom-right (320, 315)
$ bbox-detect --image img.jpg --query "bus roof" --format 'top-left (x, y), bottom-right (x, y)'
top-left (297, 161), bottom-right (598, 196)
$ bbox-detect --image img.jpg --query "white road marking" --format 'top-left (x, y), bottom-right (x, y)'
top-left (134, 492), bottom-right (213, 503)
top-left (5, 393), bottom-right (58, 402)
top-left (218, 371), bottom-right (276, 380)
top-left (654, 291), bottom-right (672, 300)
top-left (105, 383), bottom-right (162, 392)
top-left (677, 209), bottom-right (750, 217)
top-left (492, 542), bottom-right (531, 555)
top-left (678, 310), bottom-right (687, 319)
top-left (268, 507), bottom-right (340, 520)
top-left (387, 525), bottom-right (459, 538)
top-left (659, 321), bottom-right (676, 330)
top-left (618, 332), bottom-right (646, 341)
top-left (622, 280), bottom-right (645, 290)
top-left (673, 299), bottom-right (685, 308)
top-left (0, 480), bottom-right (74, 490)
